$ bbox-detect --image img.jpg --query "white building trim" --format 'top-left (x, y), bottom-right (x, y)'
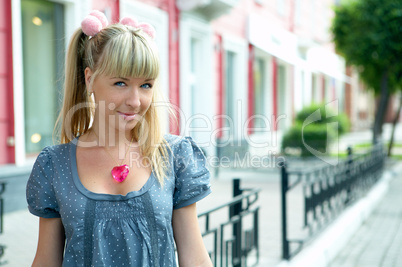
top-left (222, 34), bottom-right (248, 141)
top-left (248, 49), bottom-right (278, 154)
top-left (179, 13), bottom-right (215, 155)
top-left (306, 46), bottom-right (350, 84)
top-left (11, 0), bottom-right (24, 166)
top-left (248, 14), bottom-right (299, 66)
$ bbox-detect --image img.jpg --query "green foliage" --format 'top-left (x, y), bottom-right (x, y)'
top-left (282, 123), bottom-right (337, 157)
top-left (295, 103), bottom-right (350, 134)
top-left (281, 103), bottom-right (350, 157)
top-left (337, 112), bottom-right (350, 135)
top-left (295, 103), bottom-right (328, 123)
top-left (331, 0), bottom-right (402, 94)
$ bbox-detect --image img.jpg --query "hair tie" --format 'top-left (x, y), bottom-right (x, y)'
top-left (81, 10), bottom-right (108, 37)
top-left (89, 10), bottom-right (108, 28)
top-left (137, 23), bottom-right (156, 40)
top-left (120, 17), bottom-right (156, 39)
top-left (120, 17), bottom-right (138, 28)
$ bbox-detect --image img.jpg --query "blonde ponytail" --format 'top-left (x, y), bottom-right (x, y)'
top-left (54, 28), bottom-right (93, 144)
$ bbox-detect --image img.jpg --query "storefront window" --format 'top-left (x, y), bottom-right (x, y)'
top-left (190, 38), bottom-right (200, 127)
top-left (21, 0), bottom-right (64, 155)
top-left (277, 64), bottom-right (286, 130)
top-left (224, 51), bottom-right (235, 138)
top-left (253, 58), bottom-right (266, 128)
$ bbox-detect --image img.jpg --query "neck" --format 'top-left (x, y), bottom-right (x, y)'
top-left (90, 119), bottom-right (134, 147)
top-left (90, 127), bottom-right (134, 150)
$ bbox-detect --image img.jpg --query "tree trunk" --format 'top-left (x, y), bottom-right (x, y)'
top-left (387, 93), bottom-right (402, 156)
top-left (372, 71), bottom-right (390, 144)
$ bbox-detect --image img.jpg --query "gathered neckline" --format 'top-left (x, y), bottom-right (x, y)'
top-left (69, 137), bottom-right (155, 201)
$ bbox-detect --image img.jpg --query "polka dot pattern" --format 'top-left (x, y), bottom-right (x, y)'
top-left (26, 134), bottom-right (211, 266)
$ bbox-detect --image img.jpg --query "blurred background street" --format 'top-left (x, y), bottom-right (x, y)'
top-left (1, 0), bottom-right (401, 266)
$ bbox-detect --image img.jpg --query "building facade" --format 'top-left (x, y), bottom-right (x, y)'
top-left (0, 0), bottom-right (372, 167)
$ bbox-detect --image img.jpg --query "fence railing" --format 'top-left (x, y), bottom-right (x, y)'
top-left (198, 179), bottom-right (260, 267)
top-left (279, 144), bottom-right (386, 260)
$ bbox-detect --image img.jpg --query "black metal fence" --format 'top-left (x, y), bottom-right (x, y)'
top-left (279, 144), bottom-right (386, 260)
top-left (198, 179), bottom-right (260, 267)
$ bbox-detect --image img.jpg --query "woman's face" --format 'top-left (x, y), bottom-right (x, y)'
top-left (85, 68), bottom-right (154, 136)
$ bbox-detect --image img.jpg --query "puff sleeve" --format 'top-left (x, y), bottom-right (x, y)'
top-left (173, 137), bottom-right (211, 209)
top-left (26, 147), bottom-right (60, 218)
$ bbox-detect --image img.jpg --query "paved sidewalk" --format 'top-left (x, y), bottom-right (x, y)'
top-left (0, 210), bottom-right (38, 266)
top-left (328, 164), bottom-right (402, 267)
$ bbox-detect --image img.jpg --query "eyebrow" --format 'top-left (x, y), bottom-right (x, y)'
top-left (112, 77), bottom-right (154, 82)
top-left (112, 77), bottom-right (130, 81)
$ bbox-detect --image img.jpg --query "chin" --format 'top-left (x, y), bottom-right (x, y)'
top-left (123, 120), bottom-right (139, 131)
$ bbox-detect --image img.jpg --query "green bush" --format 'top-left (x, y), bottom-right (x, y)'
top-left (282, 103), bottom-right (350, 157)
top-left (337, 112), bottom-right (350, 135)
top-left (295, 104), bottom-right (334, 124)
top-left (282, 122), bottom-right (337, 157)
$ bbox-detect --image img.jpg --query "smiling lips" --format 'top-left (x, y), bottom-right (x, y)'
top-left (118, 111), bottom-right (137, 121)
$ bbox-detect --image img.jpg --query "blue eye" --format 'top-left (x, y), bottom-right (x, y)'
top-left (114, 81), bottom-right (126, 87)
top-left (141, 83), bottom-right (153, 89)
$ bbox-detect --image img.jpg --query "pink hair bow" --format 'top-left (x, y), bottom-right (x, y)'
top-left (81, 10), bottom-right (109, 37)
top-left (120, 17), bottom-right (156, 40)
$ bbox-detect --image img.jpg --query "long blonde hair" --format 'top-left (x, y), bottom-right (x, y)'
top-left (55, 23), bottom-right (170, 184)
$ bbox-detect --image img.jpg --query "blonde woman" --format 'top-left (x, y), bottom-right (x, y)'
top-left (26, 11), bottom-right (212, 266)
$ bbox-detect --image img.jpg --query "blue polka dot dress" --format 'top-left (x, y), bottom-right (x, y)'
top-left (26, 134), bottom-right (211, 267)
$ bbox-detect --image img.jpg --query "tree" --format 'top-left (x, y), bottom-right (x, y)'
top-left (331, 0), bottom-right (402, 145)
top-left (388, 93), bottom-right (402, 156)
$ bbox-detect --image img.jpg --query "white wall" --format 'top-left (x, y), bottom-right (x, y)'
top-left (179, 13), bottom-right (215, 155)
top-left (222, 34), bottom-right (248, 142)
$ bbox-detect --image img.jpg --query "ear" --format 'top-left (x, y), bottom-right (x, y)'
top-left (84, 67), bottom-right (93, 92)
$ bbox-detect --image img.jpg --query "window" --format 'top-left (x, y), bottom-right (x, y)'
top-left (277, 65), bottom-right (286, 130)
top-left (277, 0), bottom-right (286, 16)
top-left (310, 0), bottom-right (316, 34)
top-left (21, 0), bottom-right (64, 155)
top-left (294, 0), bottom-right (301, 25)
top-left (312, 73), bottom-right (318, 102)
top-left (189, 37), bottom-right (205, 132)
top-left (224, 51), bottom-right (236, 137)
top-left (253, 58), bottom-right (267, 128)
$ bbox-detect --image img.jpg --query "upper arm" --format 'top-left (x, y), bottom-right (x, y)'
top-left (32, 217), bottom-right (65, 267)
top-left (172, 203), bottom-right (212, 267)
top-left (172, 137), bottom-right (211, 210)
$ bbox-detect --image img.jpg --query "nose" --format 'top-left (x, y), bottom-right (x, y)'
top-left (126, 87), bottom-right (141, 108)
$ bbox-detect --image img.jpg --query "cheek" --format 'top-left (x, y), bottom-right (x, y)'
top-left (96, 99), bottom-right (117, 115)
top-left (142, 93), bottom-right (153, 109)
